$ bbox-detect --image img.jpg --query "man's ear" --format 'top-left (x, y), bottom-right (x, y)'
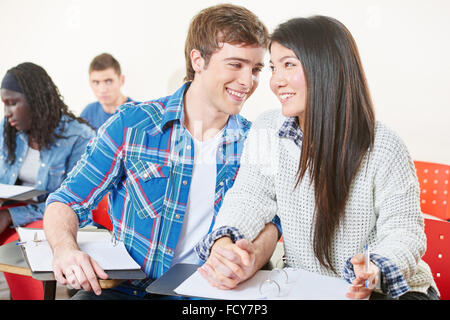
top-left (190, 49), bottom-right (205, 74)
top-left (120, 74), bottom-right (125, 86)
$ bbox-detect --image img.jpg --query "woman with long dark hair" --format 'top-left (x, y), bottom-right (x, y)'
top-left (196, 16), bottom-right (438, 300)
top-left (0, 62), bottom-right (95, 238)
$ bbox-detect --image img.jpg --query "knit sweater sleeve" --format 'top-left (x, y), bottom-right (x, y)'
top-left (212, 111), bottom-right (279, 241)
top-left (371, 124), bottom-right (426, 284)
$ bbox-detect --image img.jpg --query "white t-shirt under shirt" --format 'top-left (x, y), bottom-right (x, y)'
top-left (170, 128), bottom-right (223, 267)
top-left (18, 147), bottom-right (40, 187)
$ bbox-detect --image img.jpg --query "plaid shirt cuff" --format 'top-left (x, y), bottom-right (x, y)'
top-left (195, 226), bottom-right (245, 261)
top-left (343, 253), bottom-right (410, 298)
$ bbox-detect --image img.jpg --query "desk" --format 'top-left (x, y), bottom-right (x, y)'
top-left (0, 242), bottom-right (57, 300)
top-left (0, 242), bottom-right (144, 300)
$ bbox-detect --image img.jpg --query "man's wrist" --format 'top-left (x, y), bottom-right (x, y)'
top-left (51, 238), bottom-right (79, 255)
top-left (213, 236), bottom-right (233, 246)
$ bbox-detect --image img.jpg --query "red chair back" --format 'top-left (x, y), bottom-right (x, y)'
top-left (423, 218), bottom-right (450, 300)
top-left (91, 194), bottom-right (112, 231)
top-left (414, 161), bottom-right (449, 221)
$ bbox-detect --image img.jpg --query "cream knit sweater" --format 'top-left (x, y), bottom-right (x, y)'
top-left (214, 109), bottom-right (437, 296)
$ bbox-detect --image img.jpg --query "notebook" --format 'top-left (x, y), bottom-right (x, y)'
top-left (16, 227), bottom-right (141, 273)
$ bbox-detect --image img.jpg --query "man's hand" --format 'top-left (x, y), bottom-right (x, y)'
top-left (198, 237), bottom-right (256, 290)
top-left (198, 223), bottom-right (279, 290)
top-left (52, 244), bottom-right (109, 295)
top-left (44, 202), bottom-right (109, 296)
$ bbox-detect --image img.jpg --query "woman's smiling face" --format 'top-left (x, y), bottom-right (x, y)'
top-left (269, 41), bottom-right (307, 124)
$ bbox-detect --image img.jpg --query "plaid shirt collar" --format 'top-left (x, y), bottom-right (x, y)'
top-left (278, 116), bottom-right (303, 148)
top-left (159, 82), bottom-right (189, 130)
top-left (159, 81), bottom-right (249, 143)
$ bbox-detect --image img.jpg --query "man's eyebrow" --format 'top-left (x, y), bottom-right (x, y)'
top-left (224, 57), bottom-right (264, 67)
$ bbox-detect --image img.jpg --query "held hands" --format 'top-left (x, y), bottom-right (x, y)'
top-left (346, 253), bottom-right (380, 299)
top-left (52, 245), bottom-right (109, 295)
top-left (198, 237), bottom-right (256, 290)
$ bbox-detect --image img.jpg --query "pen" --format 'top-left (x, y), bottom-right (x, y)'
top-left (15, 239), bottom-right (47, 246)
top-left (364, 244), bottom-right (370, 288)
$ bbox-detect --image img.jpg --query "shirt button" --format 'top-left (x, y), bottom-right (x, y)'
top-left (218, 147), bottom-right (223, 152)
top-left (182, 180), bottom-right (188, 186)
top-left (41, 163), bottom-right (46, 167)
top-left (19, 158), bottom-right (23, 162)
top-left (143, 173), bottom-right (149, 179)
top-left (133, 290), bottom-right (138, 296)
top-left (219, 181), bottom-right (224, 186)
top-left (186, 145), bottom-right (191, 150)
top-left (175, 214), bottom-right (180, 219)
top-left (38, 181), bottom-right (42, 184)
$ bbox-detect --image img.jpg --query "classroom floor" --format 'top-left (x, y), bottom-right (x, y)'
top-left (0, 272), bottom-right (69, 300)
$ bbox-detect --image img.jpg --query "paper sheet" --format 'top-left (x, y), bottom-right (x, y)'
top-left (0, 183), bottom-right (35, 198)
top-left (175, 267), bottom-right (354, 300)
top-left (17, 228), bottom-right (141, 272)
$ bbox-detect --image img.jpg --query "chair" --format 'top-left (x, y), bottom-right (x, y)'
top-left (91, 194), bottom-right (112, 231)
top-left (1, 220), bottom-right (45, 300)
top-left (0, 195), bottom-right (112, 299)
top-left (414, 161), bottom-right (449, 221)
top-left (422, 218), bottom-right (450, 300)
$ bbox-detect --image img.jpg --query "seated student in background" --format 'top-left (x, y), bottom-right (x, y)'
top-left (196, 16), bottom-right (440, 300)
top-left (81, 53), bottom-right (133, 130)
top-left (0, 62), bottom-right (95, 239)
top-left (43, 4), bottom-right (279, 300)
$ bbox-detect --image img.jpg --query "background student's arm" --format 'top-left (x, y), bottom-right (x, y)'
top-left (7, 202), bottom-right (46, 228)
top-left (0, 208), bottom-right (12, 234)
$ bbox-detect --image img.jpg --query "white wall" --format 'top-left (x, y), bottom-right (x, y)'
top-left (1, 0), bottom-right (449, 164)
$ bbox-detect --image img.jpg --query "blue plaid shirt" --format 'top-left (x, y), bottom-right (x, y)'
top-left (196, 116), bottom-right (410, 299)
top-left (47, 82), bottom-right (252, 294)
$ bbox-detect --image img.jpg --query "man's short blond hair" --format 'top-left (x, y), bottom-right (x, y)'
top-left (184, 4), bottom-right (269, 82)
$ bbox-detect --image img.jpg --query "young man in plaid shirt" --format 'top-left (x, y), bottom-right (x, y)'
top-left (43, 4), bottom-right (280, 299)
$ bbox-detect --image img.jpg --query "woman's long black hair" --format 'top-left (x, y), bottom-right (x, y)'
top-left (270, 16), bottom-right (376, 273)
top-left (3, 62), bottom-right (92, 164)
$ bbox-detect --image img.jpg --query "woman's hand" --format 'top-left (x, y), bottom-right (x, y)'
top-left (346, 253), bottom-right (380, 299)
